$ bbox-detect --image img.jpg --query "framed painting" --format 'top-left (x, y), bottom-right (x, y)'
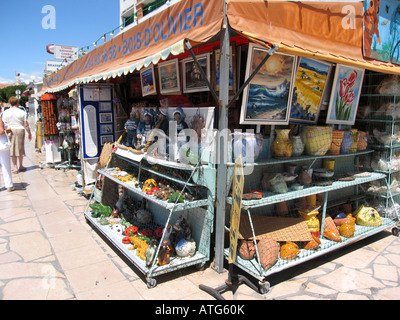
top-left (213, 44), bottom-right (236, 93)
top-left (326, 64), bottom-right (365, 125)
top-left (140, 65), bottom-right (156, 96)
top-left (240, 43), bottom-right (297, 125)
top-left (99, 112), bottom-right (113, 124)
top-left (289, 57), bottom-right (332, 124)
top-left (158, 59), bottom-right (181, 95)
top-left (182, 53), bottom-right (210, 93)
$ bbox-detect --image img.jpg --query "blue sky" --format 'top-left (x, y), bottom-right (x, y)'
top-left (0, 1), bottom-right (120, 84)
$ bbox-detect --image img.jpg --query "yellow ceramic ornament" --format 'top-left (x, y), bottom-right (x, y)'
top-left (280, 242), bottom-right (300, 260)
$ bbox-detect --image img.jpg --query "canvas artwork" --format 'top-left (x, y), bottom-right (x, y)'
top-left (290, 58), bottom-right (332, 124)
top-left (214, 45), bottom-right (236, 92)
top-left (140, 65), bottom-right (156, 96)
top-left (326, 64), bottom-right (365, 125)
top-left (240, 44), bottom-right (297, 125)
top-left (158, 59), bottom-right (181, 95)
top-left (182, 53), bottom-right (210, 93)
top-left (363, 0), bottom-right (400, 65)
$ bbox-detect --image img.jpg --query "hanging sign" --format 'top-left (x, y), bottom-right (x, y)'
top-left (228, 155), bottom-right (244, 264)
top-left (54, 45), bottom-right (79, 61)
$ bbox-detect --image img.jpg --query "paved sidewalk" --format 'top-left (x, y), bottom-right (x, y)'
top-left (1, 128), bottom-right (400, 300)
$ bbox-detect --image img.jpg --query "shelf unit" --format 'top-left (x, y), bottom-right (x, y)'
top-left (84, 148), bottom-right (216, 288)
top-left (224, 150), bottom-right (398, 294)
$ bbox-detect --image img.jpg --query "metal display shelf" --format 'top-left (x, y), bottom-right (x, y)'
top-left (85, 210), bottom-right (208, 281)
top-left (227, 149), bottom-right (374, 167)
top-left (98, 168), bottom-right (210, 211)
top-left (227, 172), bottom-right (387, 209)
top-left (224, 217), bottom-right (396, 285)
top-left (85, 153), bottom-right (215, 289)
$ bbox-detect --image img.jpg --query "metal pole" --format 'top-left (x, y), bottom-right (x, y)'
top-left (213, 0), bottom-right (230, 273)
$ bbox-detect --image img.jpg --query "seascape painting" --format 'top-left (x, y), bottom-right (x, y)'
top-left (140, 65), bottom-right (156, 96)
top-left (182, 53), bottom-right (210, 93)
top-left (158, 59), bottom-right (180, 95)
top-left (326, 64), bottom-right (365, 125)
top-left (290, 57), bottom-right (332, 124)
top-left (240, 44), bottom-right (296, 125)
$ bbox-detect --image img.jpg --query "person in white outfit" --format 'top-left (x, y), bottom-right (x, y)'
top-left (0, 116), bottom-right (14, 192)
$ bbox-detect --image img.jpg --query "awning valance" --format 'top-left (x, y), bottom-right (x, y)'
top-left (42, 0), bottom-right (224, 93)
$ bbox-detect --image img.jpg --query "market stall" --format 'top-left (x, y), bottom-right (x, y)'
top-left (39, 0), bottom-right (400, 292)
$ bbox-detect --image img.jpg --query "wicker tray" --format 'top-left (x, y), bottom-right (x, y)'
top-left (238, 215), bottom-right (313, 242)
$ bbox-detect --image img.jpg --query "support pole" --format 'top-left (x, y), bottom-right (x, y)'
top-left (213, 0), bottom-right (230, 273)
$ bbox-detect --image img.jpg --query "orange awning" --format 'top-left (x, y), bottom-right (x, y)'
top-left (42, 0), bottom-right (224, 93)
top-left (226, 0), bottom-right (400, 74)
top-left (42, 0), bottom-right (400, 94)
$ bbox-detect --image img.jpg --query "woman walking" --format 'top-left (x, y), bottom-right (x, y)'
top-left (0, 116), bottom-right (14, 191)
top-left (2, 97), bottom-right (32, 173)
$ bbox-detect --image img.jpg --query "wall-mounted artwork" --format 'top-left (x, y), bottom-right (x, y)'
top-left (290, 58), bottom-right (332, 124)
top-left (158, 59), bottom-right (181, 95)
top-left (326, 64), bottom-right (365, 125)
top-left (182, 53), bottom-right (210, 93)
top-left (240, 43), bottom-right (297, 125)
top-left (214, 44), bottom-right (236, 93)
top-left (140, 65), bottom-right (156, 96)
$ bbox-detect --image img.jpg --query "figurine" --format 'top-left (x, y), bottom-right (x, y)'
top-left (137, 109), bottom-right (154, 148)
top-left (124, 109), bottom-right (140, 148)
top-left (172, 108), bottom-right (188, 161)
top-left (145, 239), bottom-right (158, 268)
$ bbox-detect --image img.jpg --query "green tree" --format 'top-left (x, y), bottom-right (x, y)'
top-left (0, 85), bottom-right (28, 105)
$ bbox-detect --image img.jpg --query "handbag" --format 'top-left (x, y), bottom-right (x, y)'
top-left (0, 133), bottom-right (11, 151)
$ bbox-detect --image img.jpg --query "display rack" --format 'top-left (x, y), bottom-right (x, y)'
top-left (84, 149), bottom-right (216, 288)
top-left (224, 149), bottom-right (398, 294)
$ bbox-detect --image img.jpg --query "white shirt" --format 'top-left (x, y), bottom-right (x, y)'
top-left (2, 107), bottom-right (27, 130)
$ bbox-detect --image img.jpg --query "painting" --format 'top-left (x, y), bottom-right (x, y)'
top-left (100, 135), bottom-right (114, 145)
top-left (182, 53), bottom-right (210, 93)
top-left (326, 64), bottom-right (365, 125)
top-left (99, 112), bottom-right (113, 124)
top-left (140, 65), bottom-right (156, 96)
top-left (214, 44), bottom-right (236, 93)
top-left (240, 43), bottom-right (297, 125)
top-left (363, 0), bottom-right (400, 65)
top-left (289, 58), bottom-right (332, 124)
top-left (158, 59), bottom-right (181, 95)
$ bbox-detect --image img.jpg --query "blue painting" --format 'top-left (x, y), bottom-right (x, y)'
top-left (290, 57), bottom-right (332, 124)
top-left (240, 44), bottom-right (296, 125)
top-left (363, 0), bottom-right (400, 64)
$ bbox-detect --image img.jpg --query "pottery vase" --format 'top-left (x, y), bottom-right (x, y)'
top-left (328, 130), bottom-right (345, 155)
top-left (291, 135), bottom-right (304, 157)
top-left (302, 126), bottom-right (333, 156)
top-left (357, 131), bottom-right (368, 151)
top-left (340, 130), bottom-right (353, 154)
top-left (272, 129), bottom-right (293, 158)
top-left (349, 129), bottom-right (359, 153)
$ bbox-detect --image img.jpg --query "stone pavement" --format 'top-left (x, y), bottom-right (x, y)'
top-left (1, 128), bottom-right (400, 300)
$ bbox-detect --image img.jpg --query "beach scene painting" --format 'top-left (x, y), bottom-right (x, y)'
top-left (290, 57), bottom-right (332, 124)
top-left (240, 44), bottom-right (296, 125)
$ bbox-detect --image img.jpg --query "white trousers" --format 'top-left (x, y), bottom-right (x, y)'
top-left (0, 150), bottom-right (13, 189)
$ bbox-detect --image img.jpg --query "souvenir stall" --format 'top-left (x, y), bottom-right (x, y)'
top-left (39, 0), bottom-right (400, 293)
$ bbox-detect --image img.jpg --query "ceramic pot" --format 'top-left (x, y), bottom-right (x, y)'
top-left (298, 207), bottom-right (320, 237)
top-left (328, 130), bottom-right (345, 155)
top-left (232, 132), bottom-right (264, 163)
top-left (272, 129), bottom-right (293, 158)
top-left (349, 129), bottom-right (359, 153)
top-left (357, 131), bottom-right (368, 151)
top-left (280, 242), bottom-right (300, 260)
top-left (340, 130), bottom-right (353, 154)
top-left (276, 201), bottom-right (289, 217)
top-left (290, 135), bottom-right (304, 157)
top-left (302, 126), bottom-right (333, 156)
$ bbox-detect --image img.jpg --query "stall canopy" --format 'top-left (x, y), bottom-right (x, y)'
top-left (42, 0), bottom-right (400, 94)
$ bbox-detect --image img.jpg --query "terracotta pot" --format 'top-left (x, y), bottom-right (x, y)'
top-left (328, 130), bottom-right (345, 155)
top-left (272, 129), bottom-right (293, 158)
